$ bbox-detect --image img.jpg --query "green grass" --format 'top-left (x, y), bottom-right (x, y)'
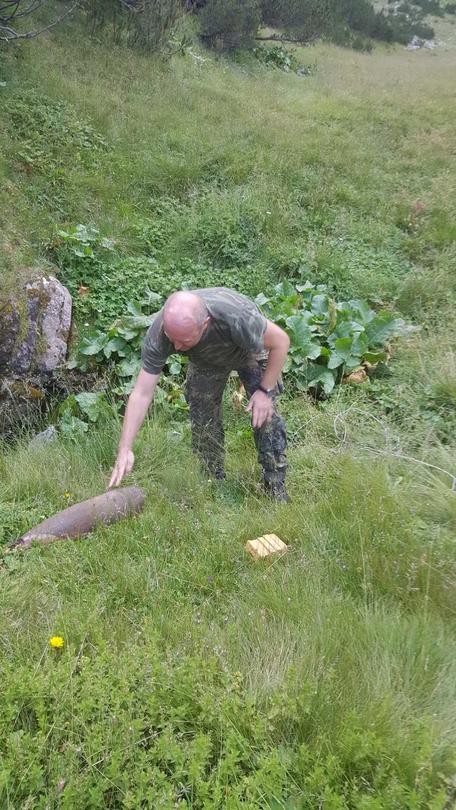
top-left (1, 13), bottom-right (456, 808)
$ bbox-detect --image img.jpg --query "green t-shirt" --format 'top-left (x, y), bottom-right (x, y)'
top-left (141, 287), bottom-right (267, 374)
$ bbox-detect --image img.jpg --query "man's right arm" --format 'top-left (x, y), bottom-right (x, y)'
top-left (109, 368), bottom-right (160, 488)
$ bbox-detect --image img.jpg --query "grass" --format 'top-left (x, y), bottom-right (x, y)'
top-left (1, 10), bottom-right (456, 808)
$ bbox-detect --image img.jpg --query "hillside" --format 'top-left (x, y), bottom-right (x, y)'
top-left (1, 13), bottom-right (456, 808)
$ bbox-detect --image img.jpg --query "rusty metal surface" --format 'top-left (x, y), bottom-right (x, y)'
top-left (13, 486), bottom-right (145, 549)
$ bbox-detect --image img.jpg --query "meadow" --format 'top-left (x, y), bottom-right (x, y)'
top-left (1, 11), bottom-right (456, 807)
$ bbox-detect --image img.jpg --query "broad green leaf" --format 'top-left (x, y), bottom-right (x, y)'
top-left (275, 280), bottom-right (296, 298)
top-left (168, 361), bottom-right (182, 375)
top-left (59, 395), bottom-right (78, 417)
top-left (116, 357), bottom-right (142, 377)
top-left (307, 367), bottom-right (336, 395)
top-left (121, 314), bottom-right (157, 330)
top-left (365, 313), bottom-right (407, 347)
top-left (144, 287), bottom-right (162, 306)
top-left (103, 337), bottom-right (127, 359)
top-left (328, 336), bottom-right (366, 370)
top-left (286, 315), bottom-right (321, 359)
top-left (330, 320), bottom-right (356, 341)
top-left (255, 293), bottom-right (270, 307)
top-left (311, 294), bottom-right (330, 317)
top-left (348, 299), bottom-right (375, 324)
top-left (79, 332), bottom-right (108, 356)
top-left (116, 326), bottom-right (140, 341)
top-left (344, 356), bottom-right (364, 370)
top-left (75, 392), bottom-right (105, 422)
top-left (351, 332), bottom-right (369, 356)
top-left (126, 300), bottom-right (143, 317)
top-left (59, 415), bottom-right (88, 438)
top-left (363, 350), bottom-right (387, 363)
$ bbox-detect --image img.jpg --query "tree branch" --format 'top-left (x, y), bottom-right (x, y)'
top-left (0, 0), bottom-right (78, 41)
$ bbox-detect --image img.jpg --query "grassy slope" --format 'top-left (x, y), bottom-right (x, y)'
top-left (1, 18), bottom-right (456, 808)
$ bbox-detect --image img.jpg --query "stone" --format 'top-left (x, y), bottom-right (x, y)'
top-left (28, 276), bottom-right (72, 373)
top-left (28, 425), bottom-right (58, 448)
top-left (1, 275), bottom-right (72, 378)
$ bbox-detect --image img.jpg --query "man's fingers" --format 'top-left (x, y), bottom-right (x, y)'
top-left (109, 463), bottom-right (124, 489)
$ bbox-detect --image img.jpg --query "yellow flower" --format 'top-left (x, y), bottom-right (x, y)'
top-left (63, 492), bottom-right (71, 499)
top-left (49, 636), bottom-right (64, 649)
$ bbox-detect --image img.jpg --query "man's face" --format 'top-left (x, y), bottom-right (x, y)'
top-left (164, 318), bottom-right (209, 352)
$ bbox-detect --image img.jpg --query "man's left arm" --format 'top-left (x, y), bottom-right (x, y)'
top-left (245, 320), bottom-right (290, 429)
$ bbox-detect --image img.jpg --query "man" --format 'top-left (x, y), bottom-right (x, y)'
top-left (109, 287), bottom-right (290, 501)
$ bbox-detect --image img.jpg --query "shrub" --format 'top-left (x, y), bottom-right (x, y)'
top-left (82, 0), bottom-right (184, 51)
top-left (198, 0), bottom-right (261, 50)
top-left (253, 43), bottom-right (316, 73)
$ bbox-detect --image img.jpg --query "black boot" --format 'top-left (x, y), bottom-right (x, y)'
top-left (263, 476), bottom-right (290, 503)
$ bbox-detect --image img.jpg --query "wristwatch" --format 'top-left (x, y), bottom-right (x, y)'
top-left (258, 385), bottom-right (274, 396)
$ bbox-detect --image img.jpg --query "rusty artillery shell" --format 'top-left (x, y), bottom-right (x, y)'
top-left (11, 486), bottom-right (145, 549)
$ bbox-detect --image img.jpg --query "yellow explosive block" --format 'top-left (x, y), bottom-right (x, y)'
top-left (245, 533), bottom-right (288, 560)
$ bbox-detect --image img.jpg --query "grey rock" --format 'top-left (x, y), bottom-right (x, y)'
top-left (32, 276), bottom-right (72, 372)
top-left (28, 425), bottom-right (58, 448)
top-left (1, 275), bottom-right (72, 378)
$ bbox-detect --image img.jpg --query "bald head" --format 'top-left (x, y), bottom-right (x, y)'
top-left (163, 291), bottom-right (210, 351)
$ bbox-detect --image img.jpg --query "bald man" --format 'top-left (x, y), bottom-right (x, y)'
top-left (109, 287), bottom-right (290, 501)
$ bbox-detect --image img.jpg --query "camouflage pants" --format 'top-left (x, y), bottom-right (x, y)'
top-left (184, 359), bottom-right (287, 483)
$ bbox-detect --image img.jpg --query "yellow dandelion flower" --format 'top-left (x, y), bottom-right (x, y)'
top-left (49, 636), bottom-right (64, 648)
top-left (63, 492), bottom-right (71, 499)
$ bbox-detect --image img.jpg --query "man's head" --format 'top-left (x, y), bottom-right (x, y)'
top-left (163, 291), bottom-right (210, 351)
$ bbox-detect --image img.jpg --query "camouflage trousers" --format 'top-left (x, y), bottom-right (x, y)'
top-left (184, 359), bottom-right (287, 484)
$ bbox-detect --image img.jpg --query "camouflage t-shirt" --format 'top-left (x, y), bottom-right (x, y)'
top-left (141, 287), bottom-right (267, 374)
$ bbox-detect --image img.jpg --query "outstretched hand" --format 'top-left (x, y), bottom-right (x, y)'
top-left (245, 390), bottom-right (274, 429)
top-left (109, 449), bottom-right (135, 488)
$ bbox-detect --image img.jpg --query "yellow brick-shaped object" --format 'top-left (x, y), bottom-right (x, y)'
top-left (245, 533), bottom-right (288, 560)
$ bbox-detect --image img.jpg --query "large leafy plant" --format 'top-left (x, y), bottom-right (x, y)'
top-left (69, 280), bottom-right (412, 403)
top-left (256, 280), bottom-right (413, 395)
top-left (68, 292), bottom-right (188, 409)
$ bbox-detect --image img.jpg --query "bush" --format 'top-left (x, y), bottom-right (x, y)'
top-left (260, 0), bottom-right (336, 41)
top-left (82, 0), bottom-right (184, 51)
top-left (198, 0), bottom-right (261, 50)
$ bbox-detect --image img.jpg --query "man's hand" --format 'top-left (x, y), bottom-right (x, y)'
top-left (245, 390), bottom-right (274, 429)
top-left (109, 449), bottom-right (135, 488)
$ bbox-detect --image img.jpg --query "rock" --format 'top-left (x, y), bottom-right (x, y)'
top-left (406, 35), bottom-right (423, 50)
top-left (28, 425), bottom-right (58, 448)
top-left (0, 275), bottom-right (72, 378)
top-left (406, 36), bottom-right (437, 51)
top-left (26, 276), bottom-right (72, 373)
